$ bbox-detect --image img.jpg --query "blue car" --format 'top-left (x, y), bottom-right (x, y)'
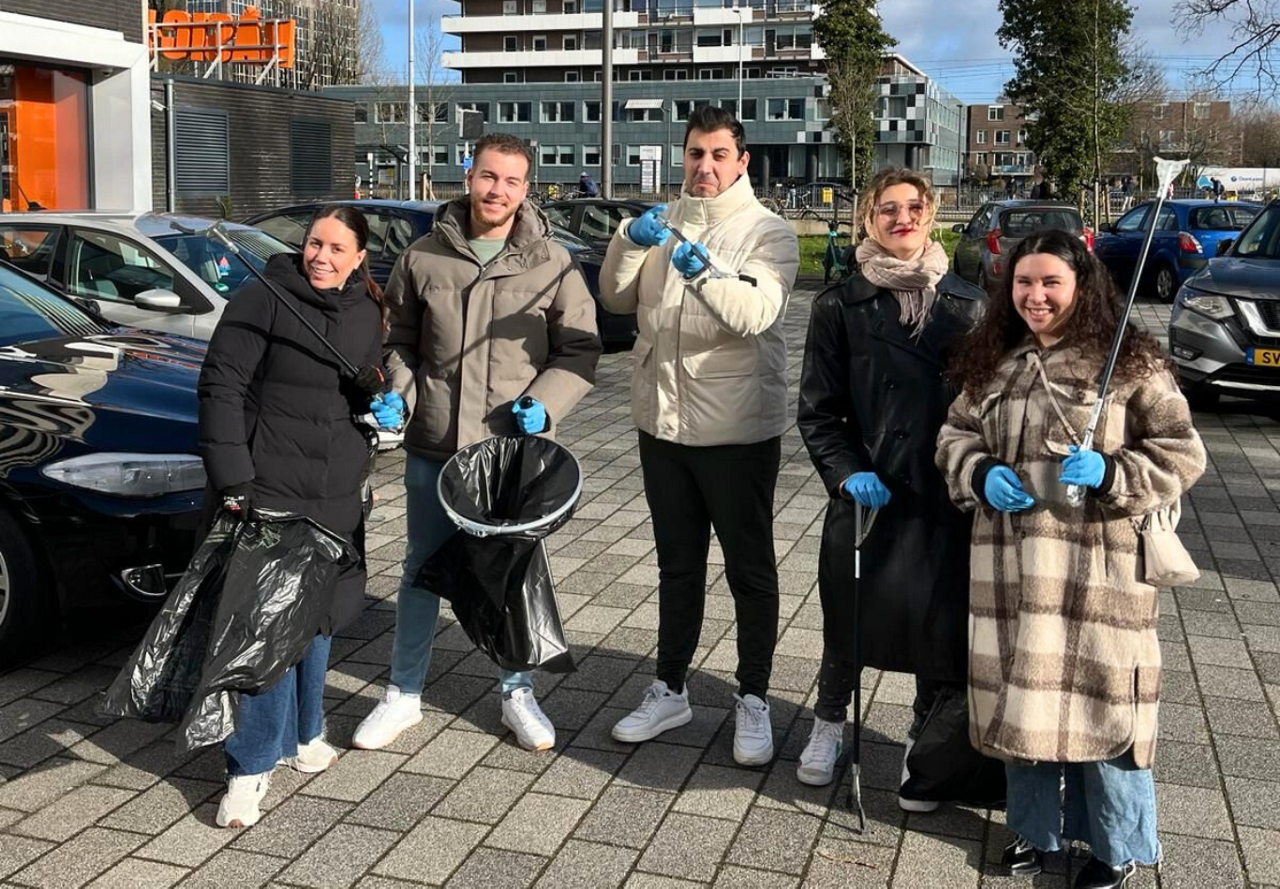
top-left (1094, 199), bottom-right (1262, 302)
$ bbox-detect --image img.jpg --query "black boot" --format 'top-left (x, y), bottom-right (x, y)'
top-left (1074, 856), bottom-right (1136, 889)
top-left (1001, 836), bottom-right (1044, 876)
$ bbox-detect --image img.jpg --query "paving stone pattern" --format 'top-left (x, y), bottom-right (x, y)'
top-left (1, 291), bottom-right (1279, 887)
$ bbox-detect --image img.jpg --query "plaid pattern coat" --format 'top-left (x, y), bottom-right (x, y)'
top-left (936, 341), bottom-right (1205, 768)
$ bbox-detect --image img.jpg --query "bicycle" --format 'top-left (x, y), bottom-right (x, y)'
top-left (822, 221), bottom-right (852, 285)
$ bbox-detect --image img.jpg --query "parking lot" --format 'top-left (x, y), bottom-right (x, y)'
top-left (2, 288), bottom-right (1280, 888)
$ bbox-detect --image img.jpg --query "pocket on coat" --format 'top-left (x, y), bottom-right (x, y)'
top-left (681, 347), bottom-right (757, 379)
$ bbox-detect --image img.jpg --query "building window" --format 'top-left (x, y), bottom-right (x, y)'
top-left (564, 35), bottom-right (579, 50)
top-left (976, 130), bottom-right (987, 144)
top-left (626, 145), bottom-right (643, 166)
top-left (417, 102), bottom-right (447, 123)
top-left (813, 98), bottom-right (831, 120)
top-left (663, 68), bottom-right (690, 80)
top-left (1194, 102), bottom-right (1211, 120)
top-left (584, 100), bottom-right (601, 122)
top-left (627, 107), bottom-right (663, 122)
top-left (1017, 128), bottom-right (1027, 144)
top-left (504, 35), bottom-right (519, 51)
top-left (987, 106), bottom-right (1004, 121)
top-left (1159, 129), bottom-right (1178, 148)
top-left (431, 145), bottom-right (449, 166)
top-left (766, 98), bottom-right (802, 120)
top-left (504, 71), bottom-right (520, 83)
top-left (503, 0), bottom-right (517, 11)
top-left (541, 101), bottom-right (576, 123)
top-left (456, 145), bottom-right (469, 165)
top-left (995, 130), bottom-right (1011, 145)
top-left (565, 71), bottom-right (581, 82)
top-left (627, 69), bottom-right (654, 81)
top-left (540, 144), bottom-right (575, 165)
top-left (879, 96), bottom-right (907, 118)
top-left (1152, 103), bottom-right (1168, 120)
top-left (671, 143), bottom-right (683, 166)
top-left (456, 102), bottom-right (491, 123)
top-left (584, 145), bottom-right (601, 166)
top-left (533, 35), bottom-right (548, 51)
top-left (565, 0), bottom-right (578, 10)
top-left (533, 0), bottom-right (547, 11)
top-left (354, 104), bottom-right (368, 124)
top-left (974, 152), bottom-right (986, 165)
top-left (375, 102), bottom-right (406, 123)
top-left (499, 102), bottom-right (532, 123)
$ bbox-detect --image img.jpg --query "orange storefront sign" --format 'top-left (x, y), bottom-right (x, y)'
top-left (147, 6), bottom-right (296, 68)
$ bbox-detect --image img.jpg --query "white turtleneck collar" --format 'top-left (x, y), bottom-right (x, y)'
top-left (672, 171), bottom-right (757, 228)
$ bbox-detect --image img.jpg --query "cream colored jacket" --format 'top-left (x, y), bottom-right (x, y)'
top-left (599, 173), bottom-right (799, 446)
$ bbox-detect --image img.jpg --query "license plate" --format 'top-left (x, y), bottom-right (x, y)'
top-left (1248, 347), bottom-right (1280, 367)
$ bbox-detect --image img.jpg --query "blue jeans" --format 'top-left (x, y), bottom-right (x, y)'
top-left (224, 635), bottom-right (331, 777)
top-left (389, 453), bottom-right (531, 696)
top-left (1006, 752), bottom-right (1161, 867)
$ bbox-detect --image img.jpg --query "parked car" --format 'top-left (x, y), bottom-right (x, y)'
top-left (1168, 200), bottom-right (1280, 408)
top-left (245, 199), bottom-right (638, 348)
top-left (951, 201), bottom-right (1090, 289)
top-left (0, 259), bottom-right (207, 664)
top-left (0, 212), bottom-right (295, 340)
top-left (1094, 199), bottom-right (1262, 302)
top-left (540, 198), bottom-right (656, 250)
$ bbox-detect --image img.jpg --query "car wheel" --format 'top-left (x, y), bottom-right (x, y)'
top-left (1151, 264), bottom-right (1178, 303)
top-left (0, 507), bottom-right (51, 666)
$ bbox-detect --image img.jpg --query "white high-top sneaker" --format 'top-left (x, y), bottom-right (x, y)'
top-left (352, 685), bottom-right (423, 750)
top-left (216, 772), bottom-right (271, 828)
top-left (796, 716), bottom-right (844, 786)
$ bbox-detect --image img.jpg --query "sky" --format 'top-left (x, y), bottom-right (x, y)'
top-left (371, 0), bottom-right (1258, 102)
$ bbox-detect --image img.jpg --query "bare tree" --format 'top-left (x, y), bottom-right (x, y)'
top-left (1176, 0), bottom-right (1280, 94)
top-left (1238, 100), bottom-right (1280, 167)
top-left (415, 15), bottom-right (458, 199)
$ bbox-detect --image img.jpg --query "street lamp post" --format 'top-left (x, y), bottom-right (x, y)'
top-left (602, 0), bottom-right (614, 199)
top-left (407, 0), bottom-right (416, 200)
top-left (736, 4), bottom-right (744, 114)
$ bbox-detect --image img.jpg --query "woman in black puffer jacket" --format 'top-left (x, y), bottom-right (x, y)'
top-left (197, 205), bottom-right (402, 829)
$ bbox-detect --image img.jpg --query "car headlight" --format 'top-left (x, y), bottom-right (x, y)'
top-left (1177, 288), bottom-right (1234, 320)
top-left (41, 453), bottom-right (206, 497)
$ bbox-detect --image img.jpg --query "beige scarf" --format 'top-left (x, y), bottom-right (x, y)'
top-left (855, 238), bottom-right (950, 339)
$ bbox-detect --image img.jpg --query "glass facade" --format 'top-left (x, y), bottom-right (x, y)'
top-left (0, 61), bottom-right (90, 211)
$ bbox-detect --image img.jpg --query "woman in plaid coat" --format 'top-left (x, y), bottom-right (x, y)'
top-left (937, 231), bottom-right (1205, 889)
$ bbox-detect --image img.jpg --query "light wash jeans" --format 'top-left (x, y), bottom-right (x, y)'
top-left (224, 635), bottom-right (330, 777)
top-left (389, 453), bottom-right (531, 696)
top-left (1006, 752), bottom-right (1161, 867)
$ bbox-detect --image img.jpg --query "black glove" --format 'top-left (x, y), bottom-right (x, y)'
top-left (352, 365), bottom-right (387, 398)
top-left (219, 482), bottom-right (254, 521)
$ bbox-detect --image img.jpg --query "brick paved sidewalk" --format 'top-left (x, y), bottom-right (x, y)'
top-left (2, 290), bottom-right (1280, 888)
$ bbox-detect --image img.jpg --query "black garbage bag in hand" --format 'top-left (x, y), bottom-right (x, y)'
top-left (102, 510), bottom-right (355, 751)
top-left (900, 684), bottom-right (1007, 809)
top-left (417, 435), bottom-right (582, 674)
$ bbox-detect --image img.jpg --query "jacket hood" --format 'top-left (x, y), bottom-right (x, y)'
top-left (673, 172), bottom-right (757, 228)
top-left (264, 253), bottom-right (369, 313)
top-left (433, 197), bottom-right (554, 265)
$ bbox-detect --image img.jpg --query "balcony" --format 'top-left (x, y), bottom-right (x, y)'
top-left (441, 11), bottom-right (640, 33)
top-left (693, 44), bottom-right (747, 63)
top-left (442, 48), bottom-right (641, 68)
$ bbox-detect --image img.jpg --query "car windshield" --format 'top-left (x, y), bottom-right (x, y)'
top-left (1190, 205), bottom-right (1259, 231)
top-left (152, 229), bottom-right (294, 297)
top-left (0, 263), bottom-right (105, 348)
top-left (1231, 205), bottom-right (1280, 259)
top-left (999, 208), bottom-right (1083, 236)
top-left (550, 223), bottom-right (590, 249)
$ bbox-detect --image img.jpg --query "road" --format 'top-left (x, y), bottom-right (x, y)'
top-left (1, 288), bottom-right (1279, 888)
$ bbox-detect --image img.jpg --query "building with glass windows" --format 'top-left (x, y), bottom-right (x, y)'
top-left (874, 54), bottom-right (963, 188)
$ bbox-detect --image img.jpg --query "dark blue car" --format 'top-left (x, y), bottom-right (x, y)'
top-left (1094, 199), bottom-right (1262, 302)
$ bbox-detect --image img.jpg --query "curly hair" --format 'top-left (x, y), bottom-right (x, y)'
top-left (949, 229), bottom-right (1170, 395)
top-left (857, 167), bottom-right (938, 242)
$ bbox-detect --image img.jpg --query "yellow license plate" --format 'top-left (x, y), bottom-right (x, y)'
top-left (1249, 348), bottom-right (1280, 367)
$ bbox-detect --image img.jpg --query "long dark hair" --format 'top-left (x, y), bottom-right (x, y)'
top-left (308, 204), bottom-right (385, 323)
top-left (949, 229), bottom-right (1170, 395)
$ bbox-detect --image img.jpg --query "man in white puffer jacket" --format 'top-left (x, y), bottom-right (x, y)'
top-left (600, 106), bottom-right (799, 767)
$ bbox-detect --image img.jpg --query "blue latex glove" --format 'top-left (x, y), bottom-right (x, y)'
top-left (512, 397), bottom-right (548, 434)
top-left (984, 465), bottom-right (1036, 513)
top-left (1059, 445), bottom-right (1107, 489)
top-left (672, 241), bottom-right (709, 279)
top-left (370, 392), bottom-right (405, 430)
top-left (626, 204), bottom-right (671, 248)
top-left (843, 472), bottom-right (891, 509)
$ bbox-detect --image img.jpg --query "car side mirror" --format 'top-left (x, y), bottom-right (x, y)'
top-left (951, 223), bottom-right (965, 233)
top-left (1098, 222), bottom-right (1114, 234)
top-left (1216, 238), bottom-right (1235, 257)
top-left (135, 289), bottom-right (184, 311)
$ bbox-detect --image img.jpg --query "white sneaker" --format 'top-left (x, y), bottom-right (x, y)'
top-left (733, 694), bottom-right (774, 766)
top-left (797, 716), bottom-right (843, 786)
top-left (501, 687), bottom-right (556, 751)
top-left (899, 738), bottom-right (940, 812)
top-left (283, 736), bottom-right (339, 773)
top-left (611, 680), bottom-right (693, 743)
top-left (216, 772), bottom-right (270, 828)
top-left (352, 685), bottom-right (423, 750)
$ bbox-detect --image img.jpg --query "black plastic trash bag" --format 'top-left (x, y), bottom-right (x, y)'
top-left (900, 685), bottom-right (1007, 809)
top-left (102, 510), bottom-right (355, 751)
top-left (416, 435), bottom-right (582, 674)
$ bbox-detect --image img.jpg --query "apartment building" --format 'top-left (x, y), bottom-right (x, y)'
top-left (875, 54), bottom-right (963, 187)
top-left (1110, 99), bottom-right (1238, 177)
top-left (963, 99), bottom-right (1036, 185)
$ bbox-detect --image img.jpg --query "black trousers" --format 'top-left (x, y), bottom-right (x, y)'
top-left (815, 648), bottom-right (962, 738)
top-left (638, 431), bottom-right (781, 700)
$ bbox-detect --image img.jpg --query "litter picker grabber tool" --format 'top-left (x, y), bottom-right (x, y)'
top-left (170, 220), bottom-right (388, 400)
top-left (1065, 156), bottom-right (1190, 507)
top-left (844, 502), bottom-right (878, 832)
top-left (653, 215), bottom-right (737, 281)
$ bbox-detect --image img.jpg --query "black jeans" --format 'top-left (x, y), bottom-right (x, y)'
top-left (638, 431), bottom-right (781, 700)
top-left (815, 648), bottom-right (961, 738)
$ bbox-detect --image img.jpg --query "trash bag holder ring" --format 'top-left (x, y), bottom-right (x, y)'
top-left (437, 436), bottom-right (584, 539)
